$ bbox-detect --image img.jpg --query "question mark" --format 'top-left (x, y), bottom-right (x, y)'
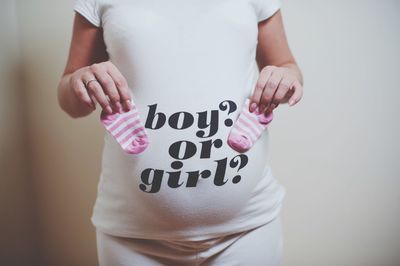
top-left (219, 100), bottom-right (237, 127)
top-left (229, 154), bottom-right (248, 184)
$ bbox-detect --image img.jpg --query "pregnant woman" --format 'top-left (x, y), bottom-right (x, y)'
top-left (57, 0), bottom-right (303, 265)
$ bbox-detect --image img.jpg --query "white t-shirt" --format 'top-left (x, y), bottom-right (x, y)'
top-left (73, 0), bottom-right (286, 241)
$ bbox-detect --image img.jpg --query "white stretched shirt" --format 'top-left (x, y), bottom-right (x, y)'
top-left (73, 0), bottom-right (286, 241)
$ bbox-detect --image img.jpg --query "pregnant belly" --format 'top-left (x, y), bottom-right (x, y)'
top-left (100, 98), bottom-right (272, 229)
top-left (96, 95), bottom-right (269, 230)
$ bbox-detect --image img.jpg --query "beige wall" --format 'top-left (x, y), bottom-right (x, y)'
top-left (0, 0), bottom-right (399, 265)
top-left (0, 1), bottom-right (39, 265)
top-left (12, 0), bottom-right (103, 265)
top-left (275, 1), bottom-right (400, 265)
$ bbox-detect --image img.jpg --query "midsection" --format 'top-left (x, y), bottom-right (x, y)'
top-left (100, 87), bottom-right (272, 228)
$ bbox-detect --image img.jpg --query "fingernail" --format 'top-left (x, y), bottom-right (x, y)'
top-left (288, 100), bottom-right (294, 106)
top-left (106, 105), bottom-right (113, 114)
top-left (250, 102), bottom-right (257, 112)
top-left (125, 99), bottom-right (131, 109)
top-left (114, 101), bottom-right (122, 112)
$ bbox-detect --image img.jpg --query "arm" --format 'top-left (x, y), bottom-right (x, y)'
top-left (250, 10), bottom-right (304, 114)
top-left (57, 13), bottom-right (131, 118)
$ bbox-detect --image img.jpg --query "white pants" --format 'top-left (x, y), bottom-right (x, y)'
top-left (96, 215), bottom-right (284, 266)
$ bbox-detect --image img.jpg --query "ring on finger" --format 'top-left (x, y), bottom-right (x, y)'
top-left (84, 78), bottom-right (99, 89)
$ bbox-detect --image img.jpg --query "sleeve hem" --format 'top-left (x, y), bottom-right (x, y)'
top-left (257, 2), bottom-right (281, 23)
top-left (73, 5), bottom-right (101, 27)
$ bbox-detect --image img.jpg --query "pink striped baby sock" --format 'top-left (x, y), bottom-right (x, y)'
top-left (100, 102), bottom-right (149, 155)
top-left (227, 98), bottom-right (274, 153)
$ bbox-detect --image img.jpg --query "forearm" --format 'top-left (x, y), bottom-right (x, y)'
top-left (57, 73), bottom-right (95, 118)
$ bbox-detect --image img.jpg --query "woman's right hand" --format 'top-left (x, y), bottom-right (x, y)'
top-left (69, 60), bottom-right (132, 114)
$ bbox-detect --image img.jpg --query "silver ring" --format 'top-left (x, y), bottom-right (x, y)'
top-left (85, 78), bottom-right (98, 88)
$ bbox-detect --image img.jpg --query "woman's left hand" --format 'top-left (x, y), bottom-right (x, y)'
top-left (249, 65), bottom-right (303, 114)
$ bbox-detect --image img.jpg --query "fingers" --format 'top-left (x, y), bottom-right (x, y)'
top-left (287, 79), bottom-right (303, 106)
top-left (250, 65), bottom-right (303, 114)
top-left (71, 77), bottom-right (96, 109)
top-left (97, 71), bottom-right (120, 105)
top-left (90, 63), bottom-right (121, 114)
top-left (282, 88), bottom-right (295, 103)
top-left (265, 103), bottom-right (279, 115)
top-left (106, 62), bottom-right (132, 111)
top-left (259, 66), bottom-right (283, 113)
top-left (73, 61), bottom-right (133, 115)
top-left (249, 66), bottom-right (283, 113)
top-left (265, 77), bottom-right (295, 113)
top-left (250, 66), bottom-right (273, 112)
top-left (83, 70), bottom-right (113, 114)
